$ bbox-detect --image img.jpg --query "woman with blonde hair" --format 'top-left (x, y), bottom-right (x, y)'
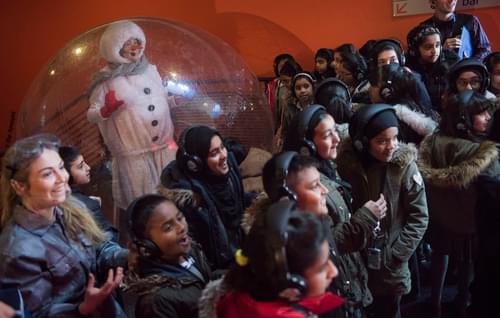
top-left (0, 134), bottom-right (128, 317)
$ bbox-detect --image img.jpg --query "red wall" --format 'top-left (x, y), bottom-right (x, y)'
top-left (1, 0), bottom-right (499, 150)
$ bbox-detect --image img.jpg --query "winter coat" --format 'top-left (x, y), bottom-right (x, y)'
top-left (87, 22), bottom-right (176, 209)
top-left (336, 141), bottom-right (429, 296)
top-left (122, 243), bottom-right (211, 318)
top-left (199, 278), bottom-right (344, 318)
top-left (392, 103), bottom-right (438, 145)
top-left (158, 153), bottom-right (246, 270)
top-left (0, 205), bottom-right (128, 318)
top-left (71, 187), bottom-right (119, 242)
top-left (417, 134), bottom-right (500, 235)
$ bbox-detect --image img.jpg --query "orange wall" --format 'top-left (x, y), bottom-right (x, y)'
top-left (1, 0), bottom-right (499, 150)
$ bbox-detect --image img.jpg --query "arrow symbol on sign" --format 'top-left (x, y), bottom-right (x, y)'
top-left (396, 3), bottom-right (408, 14)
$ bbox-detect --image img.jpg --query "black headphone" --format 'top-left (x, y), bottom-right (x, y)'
top-left (265, 200), bottom-right (308, 298)
top-left (177, 125), bottom-right (206, 173)
top-left (273, 151), bottom-right (299, 201)
top-left (455, 89), bottom-right (475, 132)
top-left (370, 38), bottom-right (406, 67)
top-left (448, 58), bottom-right (490, 95)
top-left (349, 104), bottom-right (396, 153)
top-left (379, 78), bottom-right (395, 102)
top-left (296, 105), bottom-right (327, 156)
top-left (315, 78), bottom-right (352, 105)
top-left (127, 194), bottom-right (164, 257)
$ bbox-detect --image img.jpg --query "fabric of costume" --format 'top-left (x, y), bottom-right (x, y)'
top-left (87, 21), bottom-right (176, 209)
top-left (0, 204), bottom-right (128, 317)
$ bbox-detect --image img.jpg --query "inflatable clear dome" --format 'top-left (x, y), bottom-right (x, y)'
top-left (17, 17), bottom-right (273, 214)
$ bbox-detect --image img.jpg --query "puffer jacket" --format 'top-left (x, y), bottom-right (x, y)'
top-left (418, 133), bottom-right (500, 234)
top-left (336, 140), bottom-right (429, 296)
top-left (158, 152), bottom-right (246, 270)
top-left (122, 243), bottom-right (211, 318)
top-left (0, 204), bottom-right (128, 318)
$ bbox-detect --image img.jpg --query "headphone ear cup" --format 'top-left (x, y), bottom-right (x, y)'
top-left (287, 273), bottom-right (308, 296)
top-left (300, 139), bottom-right (317, 156)
top-left (353, 139), bottom-right (364, 152)
top-left (134, 238), bottom-right (162, 257)
top-left (186, 155), bottom-right (203, 173)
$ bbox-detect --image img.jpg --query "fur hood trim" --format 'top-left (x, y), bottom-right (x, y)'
top-left (241, 192), bottom-right (271, 234)
top-left (418, 135), bottom-right (498, 188)
top-left (338, 138), bottom-right (418, 169)
top-left (198, 278), bottom-right (227, 318)
top-left (157, 184), bottom-right (202, 209)
top-left (393, 104), bottom-right (437, 137)
top-left (121, 271), bottom-right (187, 296)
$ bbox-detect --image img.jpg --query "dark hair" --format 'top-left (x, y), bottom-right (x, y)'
top-left (224, 208), bottom-right (329, 301)
top-left (262, 154), bottom-right (319, 202)
top-left (485, 52), bottom-right (500, 92)
top-left (315, 48), bottom-right (334, 63)
top-left (224, 137), bottom-right (248, 165)
top-left (280, 60), bottom-right (302, 78)
top-left (59, 145), bottom-right (81, 185)
top-left (368, 39), bottom-right (404, 71)
top-left (359, 39), bottom-right (378, 61)
top-left (368, 64), bottom-right (419, 107)
top-left (274, 53), bottom-right (295, 77)
top-left (334, 43), bottom-right (357, 55)
top-left (406, 25), bottom-right (441, 59)
top-left (339, 51), bottom-right (368, 84)
top-left (128, 194), bottom-right (169, 241)
top-left (439, 91), bottom-right (494, 138)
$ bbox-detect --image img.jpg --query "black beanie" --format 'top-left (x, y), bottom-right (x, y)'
top-left (364, 109), bottom-right (399, 140)
top-left (180, 126), bottom-right (218, 164)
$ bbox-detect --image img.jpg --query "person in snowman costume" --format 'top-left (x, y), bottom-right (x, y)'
top-left (87, 20), bottom-right (176, 212)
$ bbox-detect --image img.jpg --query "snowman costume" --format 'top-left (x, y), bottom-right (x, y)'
top-left (88, 21), bottom-right (175, 209)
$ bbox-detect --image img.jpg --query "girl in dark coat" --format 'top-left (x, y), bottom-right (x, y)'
top-left (159, 126), bottom-right (248, 270)
top-left (123, 194), bottom-right (212, 318)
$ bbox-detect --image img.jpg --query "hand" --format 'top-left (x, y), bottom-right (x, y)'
top-left (78, 267), bottom-right (124, 316)
top-left (100, 90), bottom-right (124, 118)
top-left (444, 37), bottom-right (462, 50)
top-left (363, 193), bottom-right (387, 220)
top-left (0, 302), bottom-right (15, 318)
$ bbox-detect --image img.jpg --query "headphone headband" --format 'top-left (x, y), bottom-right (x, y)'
top-left (349, 104), bottom-right (396, 153)
top-left (274, 151), bottom-right (299, 201)
top-left (178, 125), bottom-right (209, 173)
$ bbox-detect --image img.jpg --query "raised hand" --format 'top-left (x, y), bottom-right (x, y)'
top-left (363, 193), bottom-right (387, 220)
top-left (100, 90), bottom-right (124, 118)
top-left (78, 267), bottom-right (124, 316)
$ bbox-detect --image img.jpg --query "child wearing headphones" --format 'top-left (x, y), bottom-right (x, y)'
top-left (59, 145), bottom-right (119, 242)
top-left (417, 91), bottom-right (499, 317)
top-left (367, 63), bottom-right (438, 145)
top-left (159, 126), bottom-right (248, 271)
top-left (314, 48), bottom-right (336, 81)
top-left (446, 58), bottom-right (496, 100)
top-left (406, 25), bottom-right (459, 113)
top-left (201, 200), bottom-right (343, 318)
top-left (123, 194), bottom-right (212, 318)
top-left (485, 52), bottom-right (500, 98)
top-left (336, 105), bottom-right (428, 318)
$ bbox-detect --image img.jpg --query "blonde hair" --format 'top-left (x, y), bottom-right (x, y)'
top-left (1, 134), bottom-right (105, 244)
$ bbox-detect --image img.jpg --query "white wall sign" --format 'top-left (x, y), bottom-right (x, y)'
top-left (393, 0), bottom-right (500, 17)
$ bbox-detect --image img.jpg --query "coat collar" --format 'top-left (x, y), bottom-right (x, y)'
top-left (13, 204), bottom-right (61, 236)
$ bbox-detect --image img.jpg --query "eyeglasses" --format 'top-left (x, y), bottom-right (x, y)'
top-left (456, 77), bottom-right (482, 88)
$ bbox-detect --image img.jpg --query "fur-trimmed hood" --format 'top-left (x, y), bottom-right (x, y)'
top-left (241, 192), bottom-right (271, 234)
top-left (157, 160), bottom-right (202, 208)
top-left (418, 134), bottom-right (499, 188)
top-left (393, 104), bottom-right (437, 137)
top-left (198, 278), bottom-right (227, 318)
top-left (337, 137), bottom-right (418, 171)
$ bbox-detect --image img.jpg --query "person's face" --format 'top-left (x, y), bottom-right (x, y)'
top-left (303, 240), bottom-right (338, 298)
top-left (69, 155), bottom-right (91, 185)
top-left (418, 34), bottom-right (441, 64)
top-left (368, 127), bottom-right (399, 163)
top-left (434, 0), bottom-right (457, 14)
top-left (289, 167), bottom-right (328, 215)
top-left (294, 77), bottom-right (314, 105)
top-left (315, 57), bottom-right (328, 74)
top-left (206, 135), bottom-right (229, 176)
top-left (333, 52), bottom-right (343, 73)
top-left (313, 115), bottom-right (340, 161)
top-left (12, 149), bottom-right (70, 211)
top-left (120, 37), bottom-right (144, 62)
top-left (336, 64), bottom-right (356, 87)
top-left (472, 110), bottom-right (491, 133)
top-left (490, 63), bottom-right (500, 93)
top-left (377, 49), bottom-right (399, 66)
top-left (147, 201), bottom-right (191, 263)
top-left (456, 71), bottom-right (483, 93)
